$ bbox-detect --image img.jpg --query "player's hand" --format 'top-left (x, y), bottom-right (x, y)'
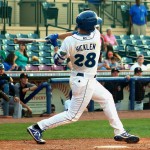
top-left (45, 34), bottom-right (59, 47)
top-left (22, 88), bottom-right (29, 93)
top-left (14, 96), bottom-right (20, 102)
top-left (125, 75), bottom-right (130, 80)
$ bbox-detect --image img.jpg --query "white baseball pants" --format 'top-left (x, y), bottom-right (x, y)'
top-left (38, 75), bottom-right (125, 135)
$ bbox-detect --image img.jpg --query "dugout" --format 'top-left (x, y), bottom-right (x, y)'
top-left (0, 70), bottom-right (149, 116)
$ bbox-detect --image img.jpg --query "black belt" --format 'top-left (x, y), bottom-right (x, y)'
top-left (76, 73), bottom-right (96, 78)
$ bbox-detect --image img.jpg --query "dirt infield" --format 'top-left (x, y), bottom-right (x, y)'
top-left (0, 110), bottom-right (150, 150)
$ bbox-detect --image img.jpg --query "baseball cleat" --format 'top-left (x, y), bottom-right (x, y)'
top-left (27, 125), bottom-right (46, 144)
top-left (114, 131), bottom-right (140, 143)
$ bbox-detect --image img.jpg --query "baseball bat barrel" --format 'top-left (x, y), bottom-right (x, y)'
top-left (14, 38), bottom-right (47, 44)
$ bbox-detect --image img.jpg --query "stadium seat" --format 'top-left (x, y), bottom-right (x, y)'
top-left (17, 33), bottom-right (28, 38)
top-left (2, 39), bottom-right (14, 45)
top-left (39, 51), bottom-right (51, 57)
top-left (51, 65), bottom-right (65, 71)
top-left (140, 35), bottom-right (150, 40)
top-left (120, 35), bottom-right (130, 40)
top-left (5, 33), bottom-right (17, 39)
top-left (78, 3), bottom-right (89, 13)
top-left (142, 40), bottom-right (150, 45)
top-left (0, 39), bottom-right (3, 45)
top-left (121, 57), bottom-right (133, 65)
top-left (42, 2), bottom-right (58, 26)
top-left (38, 65), bottom-right (52, 71)
top-left (136, 50), bottom-right (143, 56)
top-left (2, 45), bottom-right (15, 52)
top-left (28, 33), bottom-right (39, 39)
top-left (116, 39), bottom-right (123, 46)
top-left (113, 45), bottom-right (124, 53)
top-left (0, 34), bottom-right (6, 39)
top-left (115, 35), bottom-right (121, 40)
top-left (38, 57), bottom-right (53, 65)
top-left (126, 46), bottom-right (136, 57)
top-left (27, 51), bottom-right (39, 57)
top-left (132, 40), bottom-right (143, 46)
top-left (39, 44), bottom-right (51, 52)
top-left (25, 64), bottom-right (39, 71)
top-left (122, 39), bottom-right (132, 45)
top-left (130, 34), bottom-right (141, 40)
top-left (26, 44), bottom-right (39, 52)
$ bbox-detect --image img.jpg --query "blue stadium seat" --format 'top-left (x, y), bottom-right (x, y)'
top-left (5, 33), bottom-right (17, 39)
top-left (17, 33), bottom-right (28, 38)
top-left (38, 57), bottom-right (53, 65)
top-left (27, 51), bottom-right (39, 57)
top-left (28, 33), bottom-right (39, 39)
top-left (121, 57), bottom-right (133, 65)
top-left (130, 34), bottom-right (141, 40)
top-left (2, 45), bottom-right (15, 52)
top-left (0, 34), bottom-right (6, 39)
top-left (115, 35), bottom-right (121, 40)
top-left (26, 44), bottom-right (39, 52)
top-left (113, 45), bottom-right (124, 53)
top-left (132, 40), bottom-right (143, 46)
top-left (140, 35), bottom-right (150, 40)
top-left (122, 39), bottom-right (132, 45)
top-left (39, 44), bottom-right (51, 52)
top-left (142, 40), bottom-right (150, 45)
top-left (126, 46), bottom-right (136, 57)
top-left (39, 51), bottom-right (51, 57)
top-left (2, 39), bottom-right (14, 45)
top-left (120, 35), bottom-right (130, 40)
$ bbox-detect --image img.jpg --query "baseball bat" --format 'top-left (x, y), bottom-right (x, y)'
top-left (14, 38), bottom-right (47, 44)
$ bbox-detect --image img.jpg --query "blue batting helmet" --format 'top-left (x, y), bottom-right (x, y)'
top-left (97, 17), bottom-right (103, 25)
top-left (76, 10), bottom-right (97, 32)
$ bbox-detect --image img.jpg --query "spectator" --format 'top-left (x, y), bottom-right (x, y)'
top-left (104, 27), bottom-right (118, 46)
top-left (130, 54), bottom-right (147, 71)
top-left (3, 53), bottom-right (20, 71)
top-left (14, 43), bottom-right (29, 71)
top-left (129, 0), bottom-right (148, 35)
top-left (110, 57), bottom-right (119, 69)
top-left (104, 68), bottom-right (130, 110)
top-left (98, 50), bottom-right (122, 70)
top-left (129, 67), bottom-right (148, 110)
top-left (13, 73), bottom-right (51, 118)
top-left (88, 0), bottom-right (105, 16)
top-left (0, 63), bottom-right (14, 117)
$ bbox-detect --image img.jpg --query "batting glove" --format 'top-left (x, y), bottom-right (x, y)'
top-left (45, 34), bottom-right (58, 47)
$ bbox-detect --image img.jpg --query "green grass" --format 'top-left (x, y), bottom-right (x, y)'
top-left (0, 118), bottom-right (150, 141)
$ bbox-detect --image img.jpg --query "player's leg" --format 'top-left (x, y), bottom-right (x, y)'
top-left (92, 80), bottom-right (139, 143)
top-left (27, 77), bottom-right (95, 144)
top-left (92, 80), bottom-right (125, 135)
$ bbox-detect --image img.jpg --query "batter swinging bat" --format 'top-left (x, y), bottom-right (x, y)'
top-left (14, 38), bottom-right (47, 44)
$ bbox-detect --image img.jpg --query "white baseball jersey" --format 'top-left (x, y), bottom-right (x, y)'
top-left (59, 29), bottom-right (101, 75)
top-left (37, 29), bottom-right (126, 136)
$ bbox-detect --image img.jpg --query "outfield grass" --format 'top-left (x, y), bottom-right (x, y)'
top-left (0, 118), bottom-right (150, 141)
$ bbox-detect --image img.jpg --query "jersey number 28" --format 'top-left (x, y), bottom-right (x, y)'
top-left (74, 52), bottom-right (96, 68)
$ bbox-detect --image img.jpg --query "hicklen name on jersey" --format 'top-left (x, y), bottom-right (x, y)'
top-left (76, 43), bottom-right (96, 52)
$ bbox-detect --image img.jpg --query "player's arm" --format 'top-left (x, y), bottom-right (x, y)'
top-left (14, 97), bottom-right (32, 113)
top-left (45, 31), bottom-right (77, 44)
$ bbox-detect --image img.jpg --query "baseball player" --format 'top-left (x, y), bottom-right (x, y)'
top-left (27, 10), bottom-right (139, 144)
